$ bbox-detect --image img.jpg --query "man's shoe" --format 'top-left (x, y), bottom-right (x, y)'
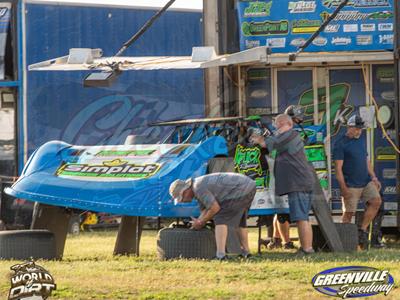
top-left (238, 253), bottom-right (252, 259)
top-left (214, 256), bottom-right (229, 261)
top-left (259, 238), bottom-right (271, 248)
top-left (283, 241), bottom-right (296, 250)
top-left (267, 237), bottom-right (282, 249)
top-left (358, 229), bottom-right (369, 250)
top-left (296, 248), bottom-right (315, 256)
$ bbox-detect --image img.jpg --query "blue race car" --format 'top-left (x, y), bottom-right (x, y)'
top-left (6, 116), bottom-right (290, 218)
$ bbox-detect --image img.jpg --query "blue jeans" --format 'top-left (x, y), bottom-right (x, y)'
top-left (288, 191), bottom-right (313, 222)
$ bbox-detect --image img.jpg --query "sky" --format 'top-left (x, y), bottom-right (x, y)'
top-left (28, 0), bottom-right (203, 11)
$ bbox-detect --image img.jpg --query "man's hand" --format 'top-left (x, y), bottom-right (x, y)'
top-left (340, 186), bottom-right (351, 199)
top-left (371, 177), bottom-right (382, 191)
top-left (190, 217), bottom-right (205, 230)
top-left (250, 134), bottom-right (266, 147)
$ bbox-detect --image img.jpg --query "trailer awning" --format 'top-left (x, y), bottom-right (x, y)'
top-left (28, 46), bottom-right (394, 72)
top-left (201, 46), bottom-right (394, 68)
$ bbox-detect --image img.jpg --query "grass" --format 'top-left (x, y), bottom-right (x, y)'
top-left (0, 229), bottom-right (399, 299)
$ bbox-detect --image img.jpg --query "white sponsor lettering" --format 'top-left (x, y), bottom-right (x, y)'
top-left (288, 1), bottom-right (316, 13)
top-left (324, 24), bottom-right (340, 32)
top-left (343, 24), bottom-right (359, 32)
top-left (361, 24), bottom-right (376, 32)
top-left (384, 186), bottom-right (396, 194)
top-left (356, 35), bottom-right (373, 45)
top-left (379, 34), bottom-right (393, 44)
top-left (332, 37), bottom-right (352, 45)
top-left (266, 37), bottom-right (286, 48)
top-left (312, 37), bottom-right (327, 46)
top-left (378, 23), bottom-right (393, 31)
top-left (290, 38), bottom-right (306, 47)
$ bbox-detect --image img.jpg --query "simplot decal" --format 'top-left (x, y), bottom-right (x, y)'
top-left (56, 159), bottom-right (161, 178)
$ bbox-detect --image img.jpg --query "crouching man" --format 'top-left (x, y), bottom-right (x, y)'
top-left (169, 173), bottom-right (256, 260)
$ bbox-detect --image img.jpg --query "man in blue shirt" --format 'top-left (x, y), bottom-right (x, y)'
top-left (333, 115), bottom-right (382, 249)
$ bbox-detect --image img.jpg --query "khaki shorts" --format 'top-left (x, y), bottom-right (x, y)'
top-left (342, 181), bottom-right (380, 213)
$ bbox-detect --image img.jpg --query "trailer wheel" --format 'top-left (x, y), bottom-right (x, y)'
top-left (0, 230), bottom-right (57, 260)
top-left (157, 227), bottom-right (216, 260)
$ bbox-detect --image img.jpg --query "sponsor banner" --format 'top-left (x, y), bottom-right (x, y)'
top-left (312, 266), bottom-right (395, 298)
top-left (8, 261), bottom-right (56, 300)
top-left (237, 0), bottom-right (394, 52)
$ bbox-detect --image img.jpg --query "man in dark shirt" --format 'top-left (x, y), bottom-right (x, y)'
top-left (169, 173), bottom-right (256, 260)
top-left (333, 115), bottom-right (381, 249)
top-left (251, 114), bottom-right (315, 254)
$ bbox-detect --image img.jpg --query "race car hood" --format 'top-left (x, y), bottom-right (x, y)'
top-left (5, 138), bottom-right (228, 216)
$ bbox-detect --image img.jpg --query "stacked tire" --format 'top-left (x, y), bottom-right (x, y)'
top-left (157, 227), bottom-right (216, 260)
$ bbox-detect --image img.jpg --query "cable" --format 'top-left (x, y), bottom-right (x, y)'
top-left (361, 63), bottom-right (400, 154)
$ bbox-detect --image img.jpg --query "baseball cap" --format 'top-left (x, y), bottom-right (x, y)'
top-left (284, 105), bottom-right (304, 120)
top-left (169, 178), bottom-right (192, 204)
top-left (347, 115), bottom-right (365, 129)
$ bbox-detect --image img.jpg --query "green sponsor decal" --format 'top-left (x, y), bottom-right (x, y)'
top-left (234, 145), bottom-right (263, 176)
top-left (376, 67), bottom-right (394, 82)
top-left (376, 147), bottom-right (396, 160)
top-left (368, 11), bottom-right (393, 20)
top-left (56, 160), bottom-right (161, 178)
top-left (297, 83), bottom-right (353, 136)
top-left (244, 1), bottom-right (272, 17)
top-left (292, 19), bottom-right (321, 34)
top-left (242, 20), bottom-right (289, 36)
top-left (96, 149), bottom-right (156, 157)
top-left (305, 145), bottom-right (326, 162)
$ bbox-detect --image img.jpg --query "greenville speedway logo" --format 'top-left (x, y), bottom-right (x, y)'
top-left (56, 159), bottom-right (161, 179)
top-left (312, 266), bottom-right (395, 298)
top-left (8, 261), bottom-right (56, 300)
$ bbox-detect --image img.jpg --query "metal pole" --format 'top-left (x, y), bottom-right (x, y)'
top-left (115, 0), bottom-right (176, 57)
top-left (394, 0), bottom-right (400, 232)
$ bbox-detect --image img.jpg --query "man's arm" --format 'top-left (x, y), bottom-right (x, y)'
top-left (192, 201), bottom-right (221, 229)
top-left (367, 158), bottom-right (381, 190)
top-left (335, 160), bottom-right (350, 198)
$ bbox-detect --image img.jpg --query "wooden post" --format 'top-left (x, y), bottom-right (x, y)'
top-left (31, 203), bottom-right (71, 259)
top-left (311, 172), bottom-right (344, 252)
top-left (113, 216), bottom-right (144, 256)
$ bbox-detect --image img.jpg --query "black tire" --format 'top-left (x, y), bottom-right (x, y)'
top-left (0, 230), bottom-right (57, 260)
top-left (313, 223), bottom-right (358, 252)
top-left (207, 157), bottom-right (235, 173)
top-left (157, 227), bottom-right (216, 260)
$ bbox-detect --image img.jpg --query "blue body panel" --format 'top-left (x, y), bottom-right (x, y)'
top-left (7, 138), bottom-right (229, 217)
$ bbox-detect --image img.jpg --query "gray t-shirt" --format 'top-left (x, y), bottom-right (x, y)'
top-left (192, 173), bottom-right (256, 210)
top-left (265, 129), bottom-right (315, 195)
